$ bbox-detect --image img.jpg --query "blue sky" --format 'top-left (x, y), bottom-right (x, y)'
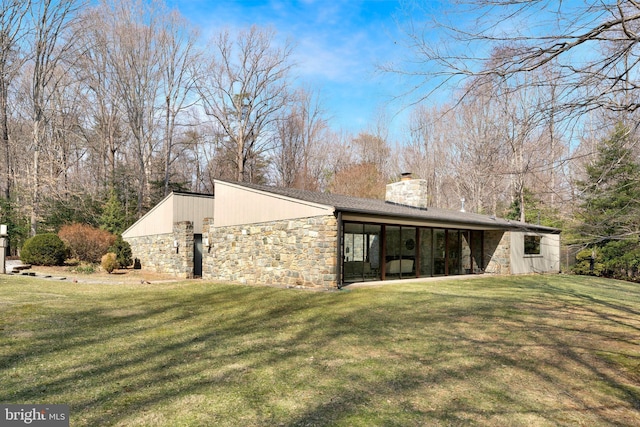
top-left (167, 0), bottom-right (415, 139)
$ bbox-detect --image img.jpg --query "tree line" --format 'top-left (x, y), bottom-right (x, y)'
top-left (1, 0), bottom-right (639, 279)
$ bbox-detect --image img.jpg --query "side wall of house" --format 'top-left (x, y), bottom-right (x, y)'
top-left (124, 221), bottom-right (194, 278)
top-left (202, 215), bottom-right (338, 289)
top-left (510, 232), bottom-right (561, 274)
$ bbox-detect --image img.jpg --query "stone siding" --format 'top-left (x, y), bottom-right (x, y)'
top-left (203, 215), bottom-right (338, 289)
top-left (124, 221), bottom-right (194, 278)
top-left (484, 230), bottom-right (511, 274)
top-left (385, 179), bottom-right (429, 209)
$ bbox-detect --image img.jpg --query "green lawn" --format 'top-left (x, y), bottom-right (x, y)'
top-left (1, 274), bottom-right (640, 426)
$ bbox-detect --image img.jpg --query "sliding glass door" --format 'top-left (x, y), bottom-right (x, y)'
top-left (343, 223), bottom-right (382, 282)
top-left (384, 225), bottom-right (416, 279)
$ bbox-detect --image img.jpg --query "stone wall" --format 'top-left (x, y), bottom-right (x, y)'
top-left (202, 215), bottom-right (338, 289)
top-left (124, 221), bottom-right (194, 278)
top-left (484, 230), bottom-right (511, 274)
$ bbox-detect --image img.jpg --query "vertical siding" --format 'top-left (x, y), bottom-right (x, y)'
top-left (214, 181), bottom-right (333, 227)
top-left (122, 193), bottom-right (175, 238)
top-left (510, 232), bottom-right (561, 274)
top-left (123, 192), bottom-right (215, 238)
top-left (173, 193), bottom-right (215, 233)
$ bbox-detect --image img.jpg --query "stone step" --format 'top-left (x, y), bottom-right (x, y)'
top-left (10, 264), bottom-right (32, 272)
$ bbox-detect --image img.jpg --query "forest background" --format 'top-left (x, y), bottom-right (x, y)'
top-left (1, 0), bottom-right (640, 279)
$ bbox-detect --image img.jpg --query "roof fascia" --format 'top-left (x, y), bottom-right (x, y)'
top-left (339, 208), bottom-right (561, 233)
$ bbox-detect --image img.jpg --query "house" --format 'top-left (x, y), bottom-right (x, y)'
top-left (122, 176), bottom-right (561, 289)
top-left (122, 191), bottom-right (215, 277)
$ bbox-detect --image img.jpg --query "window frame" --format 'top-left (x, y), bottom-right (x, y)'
top-left (523, 234), bottom-right (542, 256)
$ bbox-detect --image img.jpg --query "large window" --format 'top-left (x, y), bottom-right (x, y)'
top-left (524, 235), bottom-right (541, 255)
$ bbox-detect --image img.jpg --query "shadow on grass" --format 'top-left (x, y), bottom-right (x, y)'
top-left (1, 275), bottom-right (640, 426)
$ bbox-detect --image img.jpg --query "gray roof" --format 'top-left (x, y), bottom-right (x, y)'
top-left (224, 181), bottom-right (560, 233)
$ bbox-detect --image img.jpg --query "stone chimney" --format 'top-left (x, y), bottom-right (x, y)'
top-left (385, 173), bottom-right (429, 209)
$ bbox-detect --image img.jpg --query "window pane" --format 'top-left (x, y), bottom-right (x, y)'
top-left (471, 230), bottom-right (483, 273)
top-left (448, 230), bottom-right (461, 275)
top-left (461, 231), bottom-right (471, 274)
top-left (385, 225), bottom-right (401, 278)
top-left (434, 229), bottom-right (446, 275)
top-left (401, 227), bottom-right (416, 278)
top-left (419, 229), bottom-right (433, 277)
top-left (524, 235), bottom-right (541, 255)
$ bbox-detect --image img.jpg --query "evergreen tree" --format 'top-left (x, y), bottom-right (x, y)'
top-left (573, 124), bottom-right (640, 280)
top-left (99, 190), bottom-right (128, 235)
top-left (504, 187), bottom-right (561, 228)
top-left (576, 124), bottom-right (640, 244)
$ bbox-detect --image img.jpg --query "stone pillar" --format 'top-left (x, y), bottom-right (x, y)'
top-left (173, 221), bottom-right (194, 279)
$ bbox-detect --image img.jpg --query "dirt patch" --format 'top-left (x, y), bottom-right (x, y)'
top-left (14, 265), bottom-right (182, 285)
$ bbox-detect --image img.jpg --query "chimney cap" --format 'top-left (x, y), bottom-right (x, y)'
top-left (400, 172), bottom-right (413, 181)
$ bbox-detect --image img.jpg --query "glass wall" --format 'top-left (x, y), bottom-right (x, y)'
top-left (341, 221), bottom-right (485, 284)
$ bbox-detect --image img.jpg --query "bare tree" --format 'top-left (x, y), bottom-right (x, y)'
top-left (0, 0), bottom-right (30, 199)
top-left (27, 0), bottom-right (83, 235)
top-left (75, 5), bottom-right (126, 192)
top-left (401, 104), bottom-right (453, 208)
top-left (449, 89), bottom-right (507, 216)
top-left (392, 1), bottom-right (640, 117)
top-left (158, 9), bottom-right (200, 196)
top-left (99, 0), bottom-right (165, 215)
top-left (271, 87), bottom-right (329, 190)
top-left (197, 25), bottom-right (294, 183)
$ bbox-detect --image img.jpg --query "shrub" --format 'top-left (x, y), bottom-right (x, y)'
top-left (20, 234), bottom-right (68, 266)
top-left (572, 248), bottom-right (605, 276)
top-left (59, 223), bottom-right (116, 263)
top-left (108, 235), bottom-right (132, 268)
top-left (101, 253), bottom-right (118, 274)
top-left (71, 263), bottom-right (96, 274)
top-left (600, 240), bottom-right (640, 281)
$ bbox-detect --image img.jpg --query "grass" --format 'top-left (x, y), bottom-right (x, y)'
top-left (1, 274), bottom-right (640, 426)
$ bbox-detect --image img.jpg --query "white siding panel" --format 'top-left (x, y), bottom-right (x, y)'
top-left (510, 232), bottom-right (561, 274)
top-left (214, 181), bottom-right (333, 226)
top-left (123, 192), bottom-right (215, 238)
top-left (173, 193), bottom-right (215, 233)
top-left (122, 193), bottom-right (175, 238)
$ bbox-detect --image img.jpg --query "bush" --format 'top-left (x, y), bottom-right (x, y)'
top-left (20, 234), bottom-right (68, 266)
top-left (71, 263), bottom-right (96, 274)
top-left (108, 235), bottom-right (132, 268)
top-left (600, 240), bottom-right (640, 281)
top-left (572, 248), bottom-right (605, 276)
top-left (101, 253), bottom-right (118, 274)
top-left (58, 223), bottom-right (116, 263)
